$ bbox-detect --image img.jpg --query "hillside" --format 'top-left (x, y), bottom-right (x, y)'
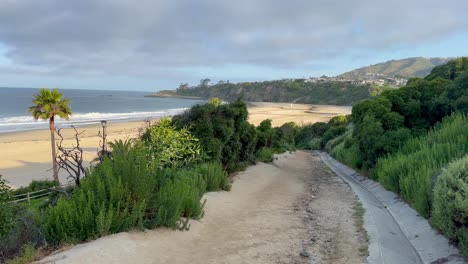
top-left (339, 57), bottom-right (452, 78)
top-left (176, 80), bottom-right (371, 106)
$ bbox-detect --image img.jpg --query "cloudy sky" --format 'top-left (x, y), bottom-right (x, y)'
top-left (0, 0), bottom-right (467, 91)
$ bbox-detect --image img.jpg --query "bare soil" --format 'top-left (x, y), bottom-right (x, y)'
top-left (37, 151), bottom-right (367, 264)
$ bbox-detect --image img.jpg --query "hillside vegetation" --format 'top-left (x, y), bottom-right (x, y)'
top-left (340, 57), bottom-right (451, 78)
top-left (177, 79), bottom-right (371, 105)
top-left (296, 57), bottom-right (468, 255)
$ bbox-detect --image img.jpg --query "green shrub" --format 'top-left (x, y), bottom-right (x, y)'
top-left (256, 119), bottom-right (274, 149)
top-left (329, 126), bottom-right (365, 169)
top-left (0, 206), bottom-right (44, 263)
top-left (44, 145), bottom-right (154, 244)
top-left (109, 139), bottom-right (134, 158)
top-left (5, 243), bottom-right (41, 264)
top-left (431, 155), bottom-right (468, 256)
top-left (306, 138), bottom-right (321, 150)
top-left (44, 143), bottom-right (210, 244)
top-left (256, 147), bottom-right (274, 163)
top-left (142, 118), bottom-right (201, 168)
top-left (173, 100), bottom-right (258, 172)
top-left (331, 141), bottom-right (364, 169)
top-left (271, 122), bottom-right (297, 152)
top-left (195, 162), bottom-right (230, 192)
top-left (374, 114), bottom-right (468, 217)
top-left (295, 122), bottom-right (329, 147)
top-left (152, 169), bottom-right (206, 229)
top-left (328, 115), bottom-right (349, 126)
top-left (0, 175), bottom-right (13, 237)
top-left (325, 124), bottom-right (353, 153)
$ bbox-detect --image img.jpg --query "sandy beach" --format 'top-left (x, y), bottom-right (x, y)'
top-left (0, 102), bottom-right (351, 188)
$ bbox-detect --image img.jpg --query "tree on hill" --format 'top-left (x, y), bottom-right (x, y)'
top-left (425, 57), bottom-right (468, 81)
top-left (28, 89), bottom-right (72, 183)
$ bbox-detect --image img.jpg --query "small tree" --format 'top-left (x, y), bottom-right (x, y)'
top-left (28, 89), bottom-right (72, 183)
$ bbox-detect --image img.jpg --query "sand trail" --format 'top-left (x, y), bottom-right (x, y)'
top-left (38, 151), bottom-right (366, 264)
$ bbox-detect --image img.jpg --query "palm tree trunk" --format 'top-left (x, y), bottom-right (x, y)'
top-left (50, 117), bottom-right (60, 184)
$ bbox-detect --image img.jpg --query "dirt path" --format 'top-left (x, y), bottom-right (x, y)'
top-left (38, 151), bottom-right (367, 264)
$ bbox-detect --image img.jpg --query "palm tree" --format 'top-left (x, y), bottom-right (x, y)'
top-left (28, 89), bottom-right (72, 183)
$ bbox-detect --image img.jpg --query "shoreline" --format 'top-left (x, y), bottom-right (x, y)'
top-left (0, 102), bottom-right (351, 188)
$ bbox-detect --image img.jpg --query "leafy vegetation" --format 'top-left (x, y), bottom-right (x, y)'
top-left (255, 147), bottom-right (274, 163)
top-left (432, 155), bottom-right (468, 255)
top-left (425, 57), bottom-right (468, 81)
top-left (0, 206), bottom-right (44, 263)
top-left (177, 79), bottom-right (371, 105)
top-left (141, 118), bottom-right (201, 168)
top-left (195, 162), bottom-right (230, 192)
top-left (5, 244), bottom-right (42, 264)
top-left (294, 115), bottom-right (349, 152)
top-left (172, 99), bottom-right (258, 172)
top-left (0, 175), bottom-right (13, 237)
top-left (374, 114), bottom-right (468, 217)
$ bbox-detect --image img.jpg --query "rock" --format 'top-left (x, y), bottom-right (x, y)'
top-left (300, 251), bottom-right (311, 258)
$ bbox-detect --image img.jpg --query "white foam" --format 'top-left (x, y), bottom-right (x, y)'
top-left (0, 108), bottom-right (188, 133)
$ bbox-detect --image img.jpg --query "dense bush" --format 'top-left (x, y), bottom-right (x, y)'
top-left (44, 145), bottom-right (153, 244)
top-left (256, 119), bottom-right (275, 149)
top-left (431, 155), bottom-right (468, 256)
top-left (0, 206), bottom-right (44, 263)
top-left (4, 244), bottom-right (41, 264)
top-left (374, 114), bottom-right (468, 217)
top-left (195, 162), bottom-right (230, 192)
top-left (0, 175), bottom-right (14, 237)
top-left (325, 124), bottom-right (352, 153)
top-left (330, 139), bottom-right (363, 169)
top-left (295, 115), bottom-right (349, 152)
top-left (153, 169), bottom-right (206, 229)
top-left (43, 141), bottom-right (222, 244)
top-left (272, 122), bottom-right (298, 151)
top-left (295, 122), bottom-right (329, 147)
top-left (142, 118), bottom-right (201, 168)
top-left (173, 100), bottom-right (258, 172)
top-left (256, 147), bottom-right (274, 163)
top-left (1, 177), bottom-right (46, 262)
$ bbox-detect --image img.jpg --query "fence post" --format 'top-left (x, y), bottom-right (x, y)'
top-left (27, 192), bottom-right (31, 204)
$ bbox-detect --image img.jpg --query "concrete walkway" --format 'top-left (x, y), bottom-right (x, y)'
top-left (319, 152), bottom-right (466, 264)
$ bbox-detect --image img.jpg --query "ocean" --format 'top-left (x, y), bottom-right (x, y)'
top-left (0, 87), bottom-right (204, 133)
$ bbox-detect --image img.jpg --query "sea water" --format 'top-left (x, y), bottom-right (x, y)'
top-left (0, 87), bottom-right (203, 133)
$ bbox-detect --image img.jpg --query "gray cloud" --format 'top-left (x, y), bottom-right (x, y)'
top-left (0, 0), bottom-right (467, 80)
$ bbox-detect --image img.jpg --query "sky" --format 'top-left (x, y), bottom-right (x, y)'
top-left (0, 0), bottom-right (467, 91)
